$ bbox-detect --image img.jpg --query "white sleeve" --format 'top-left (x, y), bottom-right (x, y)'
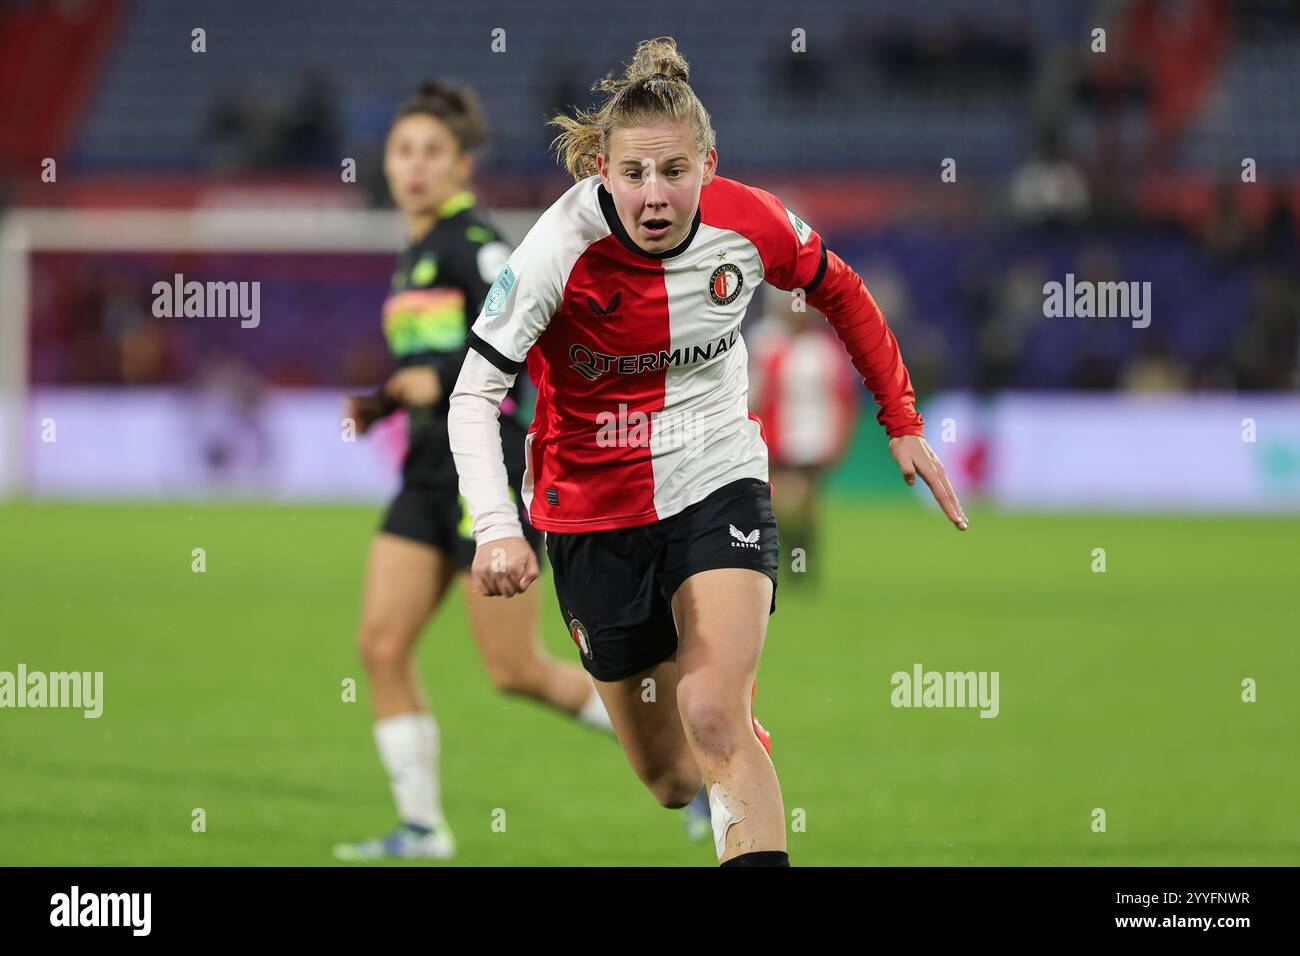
top-left (449, 198), bottom-right (573, 546)
top-left (469, 205), bottom-right (568, 367)
top-left (448, 351), bottom-right (522, 545)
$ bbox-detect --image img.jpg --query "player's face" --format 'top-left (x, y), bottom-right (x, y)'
top-left (597, 122), bottom-right (717, 254)
top-left (384, 114), bottom-right (472, 216)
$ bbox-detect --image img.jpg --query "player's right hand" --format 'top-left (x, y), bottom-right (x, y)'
top-left (384, 366), bottom-right (442, 407)
top-left (344, 392), bottom-right (384, 434)
top-left (889, 434), bottom-right (969, 531)
top-left (471, 536), bottom-right (539, 597)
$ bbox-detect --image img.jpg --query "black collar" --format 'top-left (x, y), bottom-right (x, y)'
top-left (598, 181), bottom-right (701, 260)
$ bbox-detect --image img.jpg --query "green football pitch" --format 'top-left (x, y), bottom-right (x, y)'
top-left (1, 499), bottom-right (1296, 866)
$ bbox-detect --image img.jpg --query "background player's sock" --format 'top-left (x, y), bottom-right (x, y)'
top-left (577, 687), bottom-right (614, 732)
top-left (373, 712), bottom-right (444, 829)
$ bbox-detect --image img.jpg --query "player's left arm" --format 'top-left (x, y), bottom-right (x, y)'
top-left (761, 195), bottom-right (967, 531)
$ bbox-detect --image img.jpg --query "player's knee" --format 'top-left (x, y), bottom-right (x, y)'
top-left (677, 693), bottom-right (747, 767)
top-left (357, 619), bottom-right (414, 673)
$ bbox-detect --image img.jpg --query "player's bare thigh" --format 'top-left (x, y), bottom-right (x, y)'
top-left (357, 532), bottom-right (457, 664)
top-left (461, 576), bottom-right (593, 711)
top-left (460, 577), bottom-right (545, 675)
top-left (672, 568), bottom-right (771, 730)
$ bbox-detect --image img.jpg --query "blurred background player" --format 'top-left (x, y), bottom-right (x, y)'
top-left (333, 81), bottom-right (613, 861)
top-left (748, 291), bottom-right (859, 587)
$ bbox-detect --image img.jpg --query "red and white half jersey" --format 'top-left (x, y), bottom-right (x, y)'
top-left (749, 318), bottom-right (859, 468)
top-left (450, 173), bottom-right (923, 540)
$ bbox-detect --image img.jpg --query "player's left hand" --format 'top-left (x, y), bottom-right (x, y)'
top-left (384, 367), bottom-right (442, 406)
top-left (889, 435), bottom-right (968, 531)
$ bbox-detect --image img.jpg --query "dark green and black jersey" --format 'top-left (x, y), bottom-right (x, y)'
top-left (382, 190), bottom-right (530, 487)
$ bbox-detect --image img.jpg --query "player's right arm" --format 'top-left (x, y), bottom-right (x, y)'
top-left (751, 184), bottom-right (967, 531)
top-left (344, 388), bottom-right (400, 434)
top-left (447, 213), bottom-right (567, 596)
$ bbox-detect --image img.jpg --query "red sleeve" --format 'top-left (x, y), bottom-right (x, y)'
top-left (702, 178), bottom-right (824, 291)
top-left (707, 177), bottom-right (923, 438)
top-left (807, 249), bottom-right (924, 439)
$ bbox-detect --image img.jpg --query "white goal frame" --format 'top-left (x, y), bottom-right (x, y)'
top-left (0, 206), bottom-right (540, 496)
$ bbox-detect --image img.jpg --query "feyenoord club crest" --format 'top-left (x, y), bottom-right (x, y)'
top-left (708, 263), bottom-right (743, 306)
top-left (569, 618), bottom-right (592, 659)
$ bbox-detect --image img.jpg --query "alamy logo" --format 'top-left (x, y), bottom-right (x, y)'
top-left (0, 663), bottom-right (103, 718)
top-left (594, 403), bottom-right (705, 453)
top-left (729, 524), bottom-right (760, 549)
top-left (890, 662), bottom-right (999, 718)
top-left (152, 273), bottom-right (260, 328)
top-left (1042, 273), bottom-right (1151, 329)
top-left (50, 886), bottom-right (151, 936)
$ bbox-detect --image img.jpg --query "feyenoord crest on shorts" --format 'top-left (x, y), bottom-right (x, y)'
top-left (568, 618), bottom-right (592, 659)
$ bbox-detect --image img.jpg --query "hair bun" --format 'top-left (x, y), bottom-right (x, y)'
top-left (547, 35), bottom-right (714, 183)
top-left (627, 36), bottom-right (689, 84)
top-left (394, 80), bottom-right (488, 152)
top-left (648, 62), bottom-right (688, 83)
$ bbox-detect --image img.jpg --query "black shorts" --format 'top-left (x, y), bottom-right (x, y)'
top-left (545, 478), bottom-right (779, 682)
top-left (380, 481), bottom-right (543, 572)
top-left (381, 413), bottom-right (539, 571)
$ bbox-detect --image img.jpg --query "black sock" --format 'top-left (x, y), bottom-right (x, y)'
top-left (720, 850), bottom-right (789, 867)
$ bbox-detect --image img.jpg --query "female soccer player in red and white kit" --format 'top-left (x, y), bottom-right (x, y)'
top-left (449, 38), bottom-right (967, 866)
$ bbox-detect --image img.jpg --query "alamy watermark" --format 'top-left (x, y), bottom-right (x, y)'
top-left (0, 663), bottom-right (103, 718)
top-left (152, 273), bottom-right (260, 328)
top-left (890, 662), bottom-right (999, 718)
top-left (1043, 273), bottom-right (1150, 329)
top-left (50, 886), bottom-right (150, 935)
top-left (595, 403), bottom-right (710, 458)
